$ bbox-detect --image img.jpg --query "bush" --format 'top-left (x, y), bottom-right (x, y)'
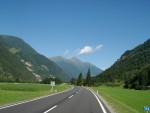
top-left (135, 85), bottom-right (148, 90)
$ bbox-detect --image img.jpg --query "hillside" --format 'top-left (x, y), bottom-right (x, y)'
top-left (50, 56), bottom-right (102, 78)
top-left (94, 39), bottom-right (150, 86)
top-left (0, 35), bottom-right (69, 82)
top-left (0, 45), bottom-right (36, 82)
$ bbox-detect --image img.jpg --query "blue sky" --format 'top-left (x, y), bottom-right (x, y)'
top-left (0, 0), bottom-right (150, 70)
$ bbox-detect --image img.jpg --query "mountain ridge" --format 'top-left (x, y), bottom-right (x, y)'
top-left (0, 35), bottom-right (69, 82)
top-left (50, 56), bottom-right (102, 78)
top-left (94, 38), bottom-right (150, 85)
top-left (0, 45), bottom-right (36, 82)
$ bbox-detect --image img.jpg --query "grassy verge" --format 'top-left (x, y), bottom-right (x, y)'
top-left (92, 86), bottom-right (150, 113)
top-left (0, 83), bottom-right (70, 106)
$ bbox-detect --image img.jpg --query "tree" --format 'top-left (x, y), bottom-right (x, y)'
top-left (41, 77), bottom-right (62, 85)
top-left (148, 68), bottom-right (150, 85)
top-left (85, 68), bottom-right (92, 86)
top-left (125, 65), bottom-right (150, 90)
top-left (77, 73), bottom-right (83, 86)
top-left (70, 78), bottom-right (77, 85)
top-left (138, 68), bottom-right (149, 86)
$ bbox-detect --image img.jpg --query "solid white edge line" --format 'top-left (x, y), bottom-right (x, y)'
top-left (0, 86), bottom-right (74, 110)
top-left (68, 95), bottom-right (74, 99)
top-left (43, 105), bottom-right (57, 113)
top-left (90, 90), bottom-right (107, 113)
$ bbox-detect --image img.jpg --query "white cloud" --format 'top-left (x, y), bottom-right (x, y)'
top-left (63, 50), bottom-right (70, 55)
top-left (76, 44), bottom-right (103, 56)
top-left (63, 44), bottom-right (103, 57)
top-left (95, 44), bottom-right (103, 50)
top-left (78, 46), bottom-right (93, 55)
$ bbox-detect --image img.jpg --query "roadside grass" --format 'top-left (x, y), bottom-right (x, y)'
top-left (0, 83), bottom-right (70, 106)
top-left (92, 86), bottom-right (150, 113)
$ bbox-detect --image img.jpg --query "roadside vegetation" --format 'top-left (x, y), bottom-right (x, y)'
top-left (93, 39), bottom-right (150, 90)
top-left (70, 68), bottom-right (93, 87)
top-left (0, 83), bottom-right (70, 106)
top-left (70, 67), bottom-right (150, 113)
top-left (92, 86), bottom-right (150, 113)
top-left (41, 77), bottom-right (62, 84)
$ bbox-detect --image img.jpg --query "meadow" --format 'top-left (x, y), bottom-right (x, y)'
top-left (92, 86), bottom-right (150, 113)
top-left (0, 83), bottom-right (70, 106)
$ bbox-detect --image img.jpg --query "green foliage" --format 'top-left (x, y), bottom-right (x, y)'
top-left (92, 86), bottom-right (150, 113)
top-left (0, 45), bottom-right (36, 82)
top-left (94, 39), bottom-right (150, 90)
top-left (41, 65), bottom-right (49, 71)
top-left (124, 65), bottom-right (150, 90)
top-left (0, 83), bottom-right (70, 105)
top-left (77, 73), bottom-right (83, 86)
top-left (70, 78), bottom-right (77, 85)
top-left (51, 56), bottom-right (102, 78)
top-left (85, 68), bottom-right (92, 86)
top-left (0, 35), bottom-right (69, 82)
top-left (41, 77), bottom-right (62, 85)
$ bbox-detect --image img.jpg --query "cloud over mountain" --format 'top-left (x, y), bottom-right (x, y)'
top-left (63, 44), bottom-right (103, 57)
top-left (78, 46), bottom-right (93, 55)
top-left (77, 44), bottom-right (103, 56)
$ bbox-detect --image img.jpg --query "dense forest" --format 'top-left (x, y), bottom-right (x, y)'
top-left (93, 39), bottom-right (150, 89)
top-left (124, 65), bottom-right (150, 90)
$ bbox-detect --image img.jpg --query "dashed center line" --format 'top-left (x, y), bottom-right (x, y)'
top-left (68, 95), bottom-right (74, 99)
top-left (44, 91), bottom-right (78, 113)
top-left (43, 105), bottom-right (57, 113)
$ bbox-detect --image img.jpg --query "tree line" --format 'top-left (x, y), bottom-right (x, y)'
top-left (41, 77), bottom-right (62, 85)
top-left (124, 65), bottom-right (150, 90)
top-left (70, 68), bottom-right (93, 87)
top-left (92, 39), bottom-right (150, 90)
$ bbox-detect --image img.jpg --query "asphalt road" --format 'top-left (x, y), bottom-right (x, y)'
top-left (0, 86), bottom-right (111, 113)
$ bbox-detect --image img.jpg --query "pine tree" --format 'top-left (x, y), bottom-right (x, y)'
top-left (86, 68), bottom-right (92, 86)
top-left (148, 67), bottom-right (150, 85)
top-left (77, 73), bottom-right (83, 86)
top-left (70, 78), bottom-right (77, 85)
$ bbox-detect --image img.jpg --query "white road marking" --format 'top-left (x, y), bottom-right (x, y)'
top-left (90, 90), bottom-right (107, 113)
top-left (43, 105), bottom-right (57, 113)
top-left (68, 95), bottom-right (74, 99)
top-left (0, 87), bottom-right (74, 110)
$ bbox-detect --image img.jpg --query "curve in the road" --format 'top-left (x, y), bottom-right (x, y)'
top-left (0, 86), bottom-right (111, 113)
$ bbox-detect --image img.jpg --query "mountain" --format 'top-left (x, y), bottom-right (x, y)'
top-left (0, 35), bottom-right (69, 82)
top-left (50, 56), bottom-right (102, 78)
top-left (94, 39), bottom-right (150, 86)
top-left (0, 45), bottom-right (36, 82)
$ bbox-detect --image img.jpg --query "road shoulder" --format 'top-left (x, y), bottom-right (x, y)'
top-left (88, 87), bottom-right (116, 113)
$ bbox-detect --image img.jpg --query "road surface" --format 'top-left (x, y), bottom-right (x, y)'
top-left (0, 86), bottom-right (111, 113)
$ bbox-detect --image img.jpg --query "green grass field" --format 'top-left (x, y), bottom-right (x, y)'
top-left (92, 86), bottom-right (150, 113)
top-left (0, 83), bottom-right (70, 106)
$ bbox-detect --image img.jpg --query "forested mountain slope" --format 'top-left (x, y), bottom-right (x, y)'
top-left (94, 39), bottom-right (150, 87)
top-left (51, 56), bottom-right (102, 78)
top-left (0, 35), bottom-right (69, 82)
